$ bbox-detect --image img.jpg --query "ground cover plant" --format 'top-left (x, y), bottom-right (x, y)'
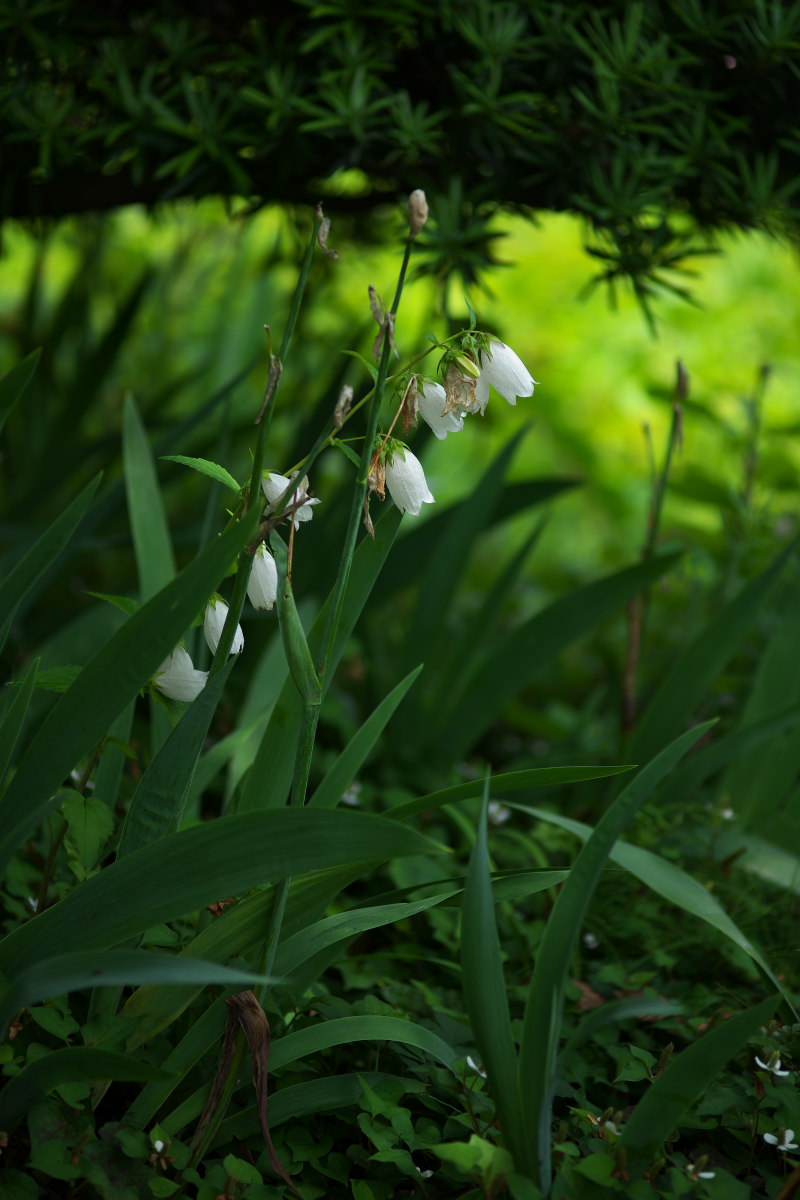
top-left (0, 189), bottom-right (799, 1200)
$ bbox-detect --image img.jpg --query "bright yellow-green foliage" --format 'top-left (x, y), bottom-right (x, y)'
top-left (2, 201), bottom-right (798, 579)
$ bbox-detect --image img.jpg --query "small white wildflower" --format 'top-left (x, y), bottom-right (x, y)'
top-left (487, 801), bottom-right (511, 825)
top-left (341, 782), bottom-right (362, 806)
top-left (418, 380), bottom-right (465, 440)
top-left (583, 932), bottom-right (599, 950)
top-left (764, 1128), bottom-right (798, 1150)
top-left (755, 1053), bottom-right (790, 1078)
top-left (262, 471), bottom-right (320, 529)
top-left (203, 598), bottom-right (244, 657)
top-left (466, 1055), bottom-right (487, 1078)
top-left (247, 543), bottom-right (279, 611)
top-left (384, 447), bottom-right (435, 516)
top-left (685, 1161), bottom-right (715, 1180)
top-left (474, 340), bottom-right (537, 413)
top-left (152, 1139), bottom-right (165, 1154)
top-left (415, 1166), bottom-right (434, 1178)
top-left (153, 646), bottom-right (209, 702)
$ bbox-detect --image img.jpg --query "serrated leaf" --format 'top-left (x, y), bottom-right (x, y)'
top-left (161, 455), bottom-right (241, 493)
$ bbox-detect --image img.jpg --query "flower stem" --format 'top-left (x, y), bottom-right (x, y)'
top-left (209, 209), bottom-right (322, 672)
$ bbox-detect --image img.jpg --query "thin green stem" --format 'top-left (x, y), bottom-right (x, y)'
top-left (317, 236), bottom-right (415, 684)
top-left (209, 210), bottom-right (322, 673)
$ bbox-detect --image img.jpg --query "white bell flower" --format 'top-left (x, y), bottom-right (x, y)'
top-left (204, 597), bottom-right (244, 656)
top-left (754, 1053), bottom-right (790, 1077)
top-left (418, 380), bottom-right (465, 440)
top-left (262, 471), bottom-right (320, 529)
top-left (474, 340), bottom-right (537, 413)
top-left (385, 447), bottom-right (435, 516)
top-left (247, 543), bottom-right (279, 611)
top-left (153, 646), bottom-right (208, 702)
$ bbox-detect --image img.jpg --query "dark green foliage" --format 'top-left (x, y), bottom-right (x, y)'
top-left (4, 1), bottom-right (800, 299)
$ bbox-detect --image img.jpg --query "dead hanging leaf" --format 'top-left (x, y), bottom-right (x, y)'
top-left (444, 361), bottom-right (478, 414)
top-left (334, 384), bottom-right (354, 429)
top-left (362, 492), bottom-right (375, 539)
top-left (191, 990), bottom-right (301, 1197)
top-left (316, 206), bottom-right (339, 260)
top-left (401, 376), bottom-right (419, 435)
top-left (368, 286), bottom-right (396, 362)
top-left (368, 455), bottom-right (386, 502)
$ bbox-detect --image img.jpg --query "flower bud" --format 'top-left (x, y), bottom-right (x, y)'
top-left (408, 189), bottom-right (429, 236)
top-left (247, 544), bottom-right (279, 611)
top-left (203, 597), bottom-right (244, 656)
top-left (385, 446), bottom-right (435, 516)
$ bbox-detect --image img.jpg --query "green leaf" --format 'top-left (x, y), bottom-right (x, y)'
top-left (0, 508), bottom-right (259, 876)
top-left (223, 1155), bottom-right (262, 1185)
top-left (309, 666), bottom-right (423, 808)
top-left (161, 454), bottom-right (241, 493)
top-left (629, 539), bottom-right (797, 765)
top-left (0, 657), bottom-right (38, 791)
top-left (29, 665), bottom-right (83, 692)
top-left (330, 439), bottom-right (362, 469)
top-left (0, 474), bottom-right (102, 655)
top-left (0, 349), bottom-right (41, 437)
top-left (85, 591), bottom-right (141, 616)
top-left (0, 1048), bottom-right (172, 1130)
top-left (437, 551), bottom-right (681, 758)
top-left (618, 994), bottom-right (778, 1173)
top-left (61, 791), bottom-right (115, 880)
top-left (461, 778), bottom-right (526, 1165)
top-left (239, 506), bottom-right (403, 812)
top-left (116, 659), bottom-right (235, 858)
top-left (388, 764), bottom-right (635, 824)
top-left (523, 807), bottom-right (786, 998)
top-left (0, 950), bottom-right (275, 1043)
top-left (517, 721), bottom-right (714, 1190)
top-left (124, 394), bottom-right (176, 600)
top-left (0, 810), bottom-right (443, 976)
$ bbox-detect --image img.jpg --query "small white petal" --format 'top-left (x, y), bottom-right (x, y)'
top-left (698, 1171), bottom-right (715, 1179)
top-left (154, 646), bottom-right (209, 702)
top-left (384, 448), bottom-right (435, 516)
top-left (418, 380), bottom-right (465, 440)
top-left (764, 1133), bottom-right (779, 1145)
top-left (247, 544), bottom-right (279, 611)
top-left (466, 1055), bottom-right (487, 1078)
top-left (478, 340), bottom-right (537, 406)
top-left (204, 599), bottom-right (244, 656)
top-left (262, 471), bottom-right (320, 530)
top-left (152, 1139), bottom-right (165, 1153)
top-left (488, 801), bottom-right (511, 825)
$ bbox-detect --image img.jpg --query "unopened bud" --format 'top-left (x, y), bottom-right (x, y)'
top-left (408, 189), bottom-right (429, 237)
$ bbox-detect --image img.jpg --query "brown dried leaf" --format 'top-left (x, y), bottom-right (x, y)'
top-left (444, 361), bottom-right (478, 414)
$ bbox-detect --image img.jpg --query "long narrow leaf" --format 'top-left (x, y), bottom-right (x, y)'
top-left (0, 348), bottom-right (41, 436)
top-left (518, 721), bottom-right (714, 1191)
top-left (308, 666), bottom-right (423, 808)
top-left (618, 994), bottom-right (778, 1173)
top-left (461, 781), bottom-right (526, 1164)
top-left (0, 657), bottom-right (38, 790)
top-left (0, 810), bottom-right (442, 976)
top-left (438, 552), bottom-right (681, 757)
top-left (0, 950), bottom-right (275, 1042)
top-left (0, 511), bottom-right (258, 872)
top-left (123, 394), bottom-right (176, 600)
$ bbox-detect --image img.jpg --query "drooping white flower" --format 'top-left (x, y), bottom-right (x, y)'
top-left (262, 471), bottom-right (320, 529)
top-left (418, 380), bottom-right (465, 440)
top-left (384, 447), bottom-right (435, 516)
top-left (204, 598), bottom-right (244, 656)
top-left (474, 340), bottom-right (537, 413)
top-left (153, 646), bottom-right (209, 702)
top-left (488, 800), bottom-right (511, 825)
top-left (685, 1162), bottom-right (715, 1180)
top-left (754, 1053), bottom-right (790, 1077)
top-left (247, 544), bottom-right (279, 611)
top-left (764, 1128), bottom-right (798, 1150)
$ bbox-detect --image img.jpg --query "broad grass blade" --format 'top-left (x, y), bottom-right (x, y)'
top-left (123, 393), bottom-right (176, 599)
top-left (0, 1047), bottom-right (171, 1130)
top-left (461, 780), bottom-right (526, 1166)
top-left (0, 511), bottom-right (258, 873)
top-left (116, 659), bottom-right (235, 857)
top-left (523, 808), bottom-right (786, 1000)
top-left (388, 764), bottom-right (635, 823)
top-left (0, 657), bottom-right (38, 790)
top-left (518, 721), bottom-right (714, 1193)
top-left (308, 666), bottom-right (423, 808)
top-left (0, 949), bottom-right (275, 1042)
top-left (618, 993), bottom-right (778, 1173)
top-left (0, 810), bottom-right (442, 975)
top-left (438, 552), bottom-right (681, 757)
top-left (0, 473), bottom-right (101, 644)
top-left (0, 348), bottom-right (41, 436)
top-left (630, 540), bottom-right (796, 764)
